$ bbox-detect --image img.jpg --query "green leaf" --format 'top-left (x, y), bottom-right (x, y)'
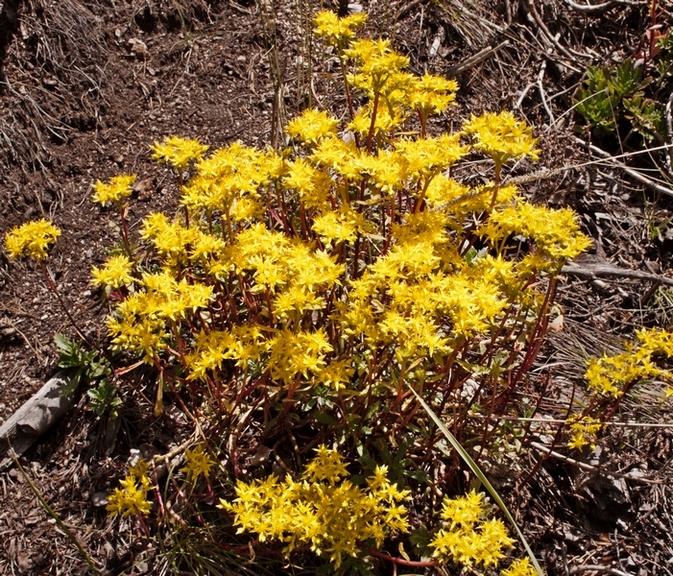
top-left (60, 367), bottom-right (83, 396)
top-left (402, 469), bottom-right (430, 482)
top-left (314, 411), bottom-right (339, 426)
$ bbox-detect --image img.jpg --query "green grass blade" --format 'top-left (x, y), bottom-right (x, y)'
top-left (12, 455), bottom-right (101, 575)
top-left (407, 384), bottom-right (545, 576)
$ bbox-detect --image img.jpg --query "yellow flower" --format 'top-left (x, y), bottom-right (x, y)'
top-left (181, 444), bottom-right (217, 480)
top-left (152, 135), bottom-right (209, 171)
top-left (464, 111), bottom-right (539, 165)
top-left (313, 10), bottom-right (367, 48)
top-left (439, 490), bottom-right (485, 529)
top-left (566, 415), bottom-right (603, 451)
top-left (92, 174), bottom-right (136, 205)
top-left (286, 109), bottom-right (340, 144)
top-left (409, 73), bottom-right (458, 115)
top-left (430, 491), bottom-right (515, 568)
top-left (501, 558), bottom-right (538, 576)
top-left (106, 476), bottom-right (151, 517)
top-left (312, 207), bottom-right (371, 245)
top-left (91, 254), bottom-right (135, 289)
top-left (4, 219), bottom-right (61, 261)
top-left (346, 39), bottom-right (409, 94)
top-left (219, 447), bottom-right (409, 569)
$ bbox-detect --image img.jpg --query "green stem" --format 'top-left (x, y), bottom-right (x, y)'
top-left (12, 456), bottom-right (101, 575)
top-left (365, 91), bottom-right (380, 153)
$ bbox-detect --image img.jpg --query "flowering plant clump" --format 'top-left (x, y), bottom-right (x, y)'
top-left (220, 446), bottom-right (409, 568)
top-left (89, 9), bottom-right (596, 573)
top-left (566, 327), bottom-right (673, 451)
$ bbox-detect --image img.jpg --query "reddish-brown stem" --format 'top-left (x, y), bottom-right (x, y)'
top-left (418, 108), bottom-right (427, 138)
top-left (116, 201), bottom-right (133, 257)
top-left (152, 466), bottom-right (165, 518)
top-left (509, 277), bottom-right (558, 389)
top-left (136, 513), bottom-right (151, 537)
top-left (278, 376), bottom-right (300, 424)
top-left (358, 544), bottom-right (437, 567)
top-left (170, 476), bottom-right (205, 525)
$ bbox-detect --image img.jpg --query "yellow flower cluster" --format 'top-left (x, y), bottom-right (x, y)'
top-left (464, 111), bottom-right (540, 166)
top-left (181, 444), bottom-right (217, 480)
top-left (430, 491), bottom-right (514, 568)
top-left (479, 202), bottom-right (592, 270)
top-left (286, 109), bottom-right (339, 144)
top-left (313, 10), bottom-right (367, 47)
top-left (219, 446), bottom-right (409, 568)
top-left (585, 328), bottom-right (673, 398)
top-left (501, 558), bottom-right (539, 576)
top-left (4, 219), bottom-right (61, 261)
top-left (106, 270), bottom-right (213, 362)
top-left (566, 415), bottom-right (603, 451)
top-left (91, 254), bottom-right (135, 289)
top-left (107, 459), bottom-right (152, 517)
top-left (151, 135), bottom-right (209, 171)
top-left (92, 174), bottom-right (136, 205)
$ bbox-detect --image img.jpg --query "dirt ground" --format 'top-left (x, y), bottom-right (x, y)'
top-left (1, 0), bottom-right (673, 574)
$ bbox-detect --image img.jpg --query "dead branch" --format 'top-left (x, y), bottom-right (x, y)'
top-left (447, 41), bottom-right (509, 76)
top-left (529, 441), bottom-right (663, 484)
top-left (563, 0), bottom-right (647, 13)
top-left (561, 262), bottom-right (673, 287)
top-left (0, 373), bottom-right (75, 471)
top-left (573, 136), bottom-right (673, 198)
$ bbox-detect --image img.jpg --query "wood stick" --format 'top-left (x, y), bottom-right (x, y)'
top-left (561, 262), bottom-right (673, 287)
top-left (0, 372), bottom-right (75, 470)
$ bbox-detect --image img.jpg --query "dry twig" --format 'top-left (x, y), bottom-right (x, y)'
top-left (447, 41), bottom-right (510, 76)
top-left (561, 262), bottom-right (673, 287)
top-left (573, 136), bottom-right (673, 198)
top-left (528, 441), bottom-right (663, 485)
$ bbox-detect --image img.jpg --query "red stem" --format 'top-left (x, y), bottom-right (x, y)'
top-left (358, 544), bottom-right (437, 567)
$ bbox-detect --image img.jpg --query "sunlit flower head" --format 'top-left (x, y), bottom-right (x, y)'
top-left (91, 254), bottom-right (135, 289)
top-left (181, 444), bottom-right (217, 480)
top-left (464, 111), bottom-right (539, 165)
top-left (106, 476), bottom-right (151, 517)
top-left (152, 135), bottom-right (210, 171)
top-left (286, 109), bottom-right (340, 144)
top-left (314, 10), bottom-right (367, 47)
top-left (501, 558), bottom-right (538, 576)
top-left (4, 219), bottom-right (61, 261)
top-left (92, 174), bottom-right (136, 205)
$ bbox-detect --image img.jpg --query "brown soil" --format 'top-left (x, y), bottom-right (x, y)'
top-left (1, 0), bottom-right (673, 574)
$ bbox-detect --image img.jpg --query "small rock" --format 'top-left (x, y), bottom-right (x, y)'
top-left (92, 491), bottom-right (109, 507)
